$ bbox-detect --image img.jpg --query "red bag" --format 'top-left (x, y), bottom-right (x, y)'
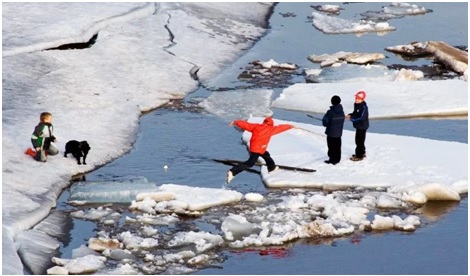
top-left (25, 147), bottom-right (37, 158)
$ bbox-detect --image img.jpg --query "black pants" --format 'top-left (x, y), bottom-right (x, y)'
top-left (230, 151), bottom-right (276, 176)
top-left (326, 136), bottom-right (342, 164)
top-left (355, 129), bottom-right (367, 158)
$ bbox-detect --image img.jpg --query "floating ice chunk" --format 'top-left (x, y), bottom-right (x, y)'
top-left (188, 254), bottom-right (210, 265)
top-left (414, 183), bottom-right (461, 201)
top-left (140, 237), bottom-right (159, 249)
top-left (308, 51), bottom-right (348, 63)
top-left (222, 214), bottom-right (258, 241)
top-left (306, 193), bottom-right (338, 210)
top-left (385, 41), bottom-right (429, 57)
top-left (165, 264), bottom-right (196, 275)
top-left (69, 177), bottom-right (157, 203)
top-left (426, 41), bottom-right (468, 74)
top-left (306, 63), bottom-right (394, 83)
top-left (47, 266), bottom-right (69, 275)
top-left (130, 198), bottom-right (157, 214)
top-left (119, 231), bottom-right (144, 250)
top-left (325, 205), bottom-right (370, 225)
top-left (104, 263), bottom-right (138, 275)
top-left (401, 191), bottom-right (427, 205)
top-left (88, 237), bottom-right (122, 252)
top-left (178, 250), bottom-right (197, 260)
top-left (404, 215), bottom-right (421, 226)
top-left (157, 184), bottom-right (244, 211)
top-left (71, 207), bottom-right (114, 221)
top-left (163, 253), bottom-right (184, 263)
top-left (376, 194), bottom-right (406, 209)
top-left (304, 68), bottom-right (322, 77)
top-left (370, 215), bottom-right (395, 230)
top-left (383, 2), bottom-right (430, 15)
top-left (135, 192), bottom-right (175, 202)
top-left (260, 59), bottom-right (279, 69)
top-left (245, 193), bottom-right (264, 202)
top-left (55, 255), bottom-right (107, 275)
top-left (391, 183), bottom-right (461, 201)
top-left (300, 218), bottom-right (354, 238)
top-left (308, 52), bottom-right (385, 68)
top-left (300, 220), bottom-right (336, 237)
top-left (168, 231), bottom-right (224, 253)
top-left (392, 215), bottom-right (416, 231)
top-left (344, 53), bottom-right (386, 64)
top-left (392, 215), bottom-right (421, 232)
top-left (451, 180), bottom-right (468, 194)
top-left (393, 68), bottom-right (424, 81)
top-left (312, 4), bottom-right (341, 14)
top-left (279, 194), bottom-right (308, 210)
top-left (361, 195), bottom-right (377, 208)
top-left (102, 248), bottom-right (136, 261)
top-left (135, 213), bottom-right (179, 226)
top-left (72, 245), bottom-right (100, 259)
top-left (141, 225), bottom-right (158, 237)
top-left (312, 12), bottom-right (396, 34)
top-left (154, 200), bottom-right (189, 213)
top-left (278, 63), bottom-right (297, 70)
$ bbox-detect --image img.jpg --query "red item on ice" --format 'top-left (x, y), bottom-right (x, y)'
top-left (25, 147), bottom-right (36, 158)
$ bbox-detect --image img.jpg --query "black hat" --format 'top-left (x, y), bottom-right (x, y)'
top-left (331, 95), bottom-right (341, 106)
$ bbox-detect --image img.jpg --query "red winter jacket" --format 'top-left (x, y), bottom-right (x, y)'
top-left (234, 119), bottom-right (293, 154)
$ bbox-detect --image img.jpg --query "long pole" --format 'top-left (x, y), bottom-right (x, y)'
top-left (297, 127), bottom-right (325, 137)
top-left (307, 114), bottom-right (322, 121)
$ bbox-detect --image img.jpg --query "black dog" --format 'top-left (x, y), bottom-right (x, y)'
top-left (64, 140), bottom-right (90, 165)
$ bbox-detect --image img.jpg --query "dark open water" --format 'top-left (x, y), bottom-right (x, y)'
top-left (56, 2), bottom-right (468, 275)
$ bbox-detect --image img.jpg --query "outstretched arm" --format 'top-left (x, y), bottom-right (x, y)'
top-left (230, 120), bottom-right (256, 132)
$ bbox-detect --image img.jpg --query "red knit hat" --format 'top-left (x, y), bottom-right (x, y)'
top-left (355, 91), bottom-right (366, 100)
top-left (263, 117), bottom-right (274, 125)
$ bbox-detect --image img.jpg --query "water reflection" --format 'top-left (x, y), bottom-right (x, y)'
top-left (415, 200), bottom-right (460, 222)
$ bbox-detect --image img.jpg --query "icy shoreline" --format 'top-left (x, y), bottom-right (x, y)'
top-left (2, 3), bottom-right (273, 274)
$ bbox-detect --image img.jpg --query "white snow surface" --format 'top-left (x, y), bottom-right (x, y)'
top-left (272, 80), bottom-right (468, 118)
top-left (2, 3), bottom-right (272, 274)
top-left (237, 117), bottom-right (467, 199)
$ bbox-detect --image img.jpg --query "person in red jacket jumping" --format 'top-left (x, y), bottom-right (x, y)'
top-left (227, 117), bottom-right (297, 184)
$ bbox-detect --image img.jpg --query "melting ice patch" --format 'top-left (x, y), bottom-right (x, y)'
top-left (305, 63), bottom-right (423, 83)
top-left (69, 176), bottom-right (158, 204)
top-left (69, 180), bottom-right (244, 211)
top-left (60, 186), bottom-right (446, 274)
top-left (199, 88), bottom-right (273, 122)
top-left (311, 11), bottom-right (396, 34)
top-left (383, 2), bottom-right (431, 15)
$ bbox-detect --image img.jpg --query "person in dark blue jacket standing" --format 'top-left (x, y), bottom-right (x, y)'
top-left (346, 91), bottom-right (369, 161)
top-left (322, 95), bottom-right (345, 165)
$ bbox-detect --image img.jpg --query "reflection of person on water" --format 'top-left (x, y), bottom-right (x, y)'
top-left (226, 117), bottom-right (297, 184)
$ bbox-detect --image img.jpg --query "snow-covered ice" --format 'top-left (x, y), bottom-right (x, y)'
top-left (272, 80), bottom-right (467, 119)
top-left (239, 117), bottom-right (467, 202)
top-left (2, 2), bottom-right (272, 274)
